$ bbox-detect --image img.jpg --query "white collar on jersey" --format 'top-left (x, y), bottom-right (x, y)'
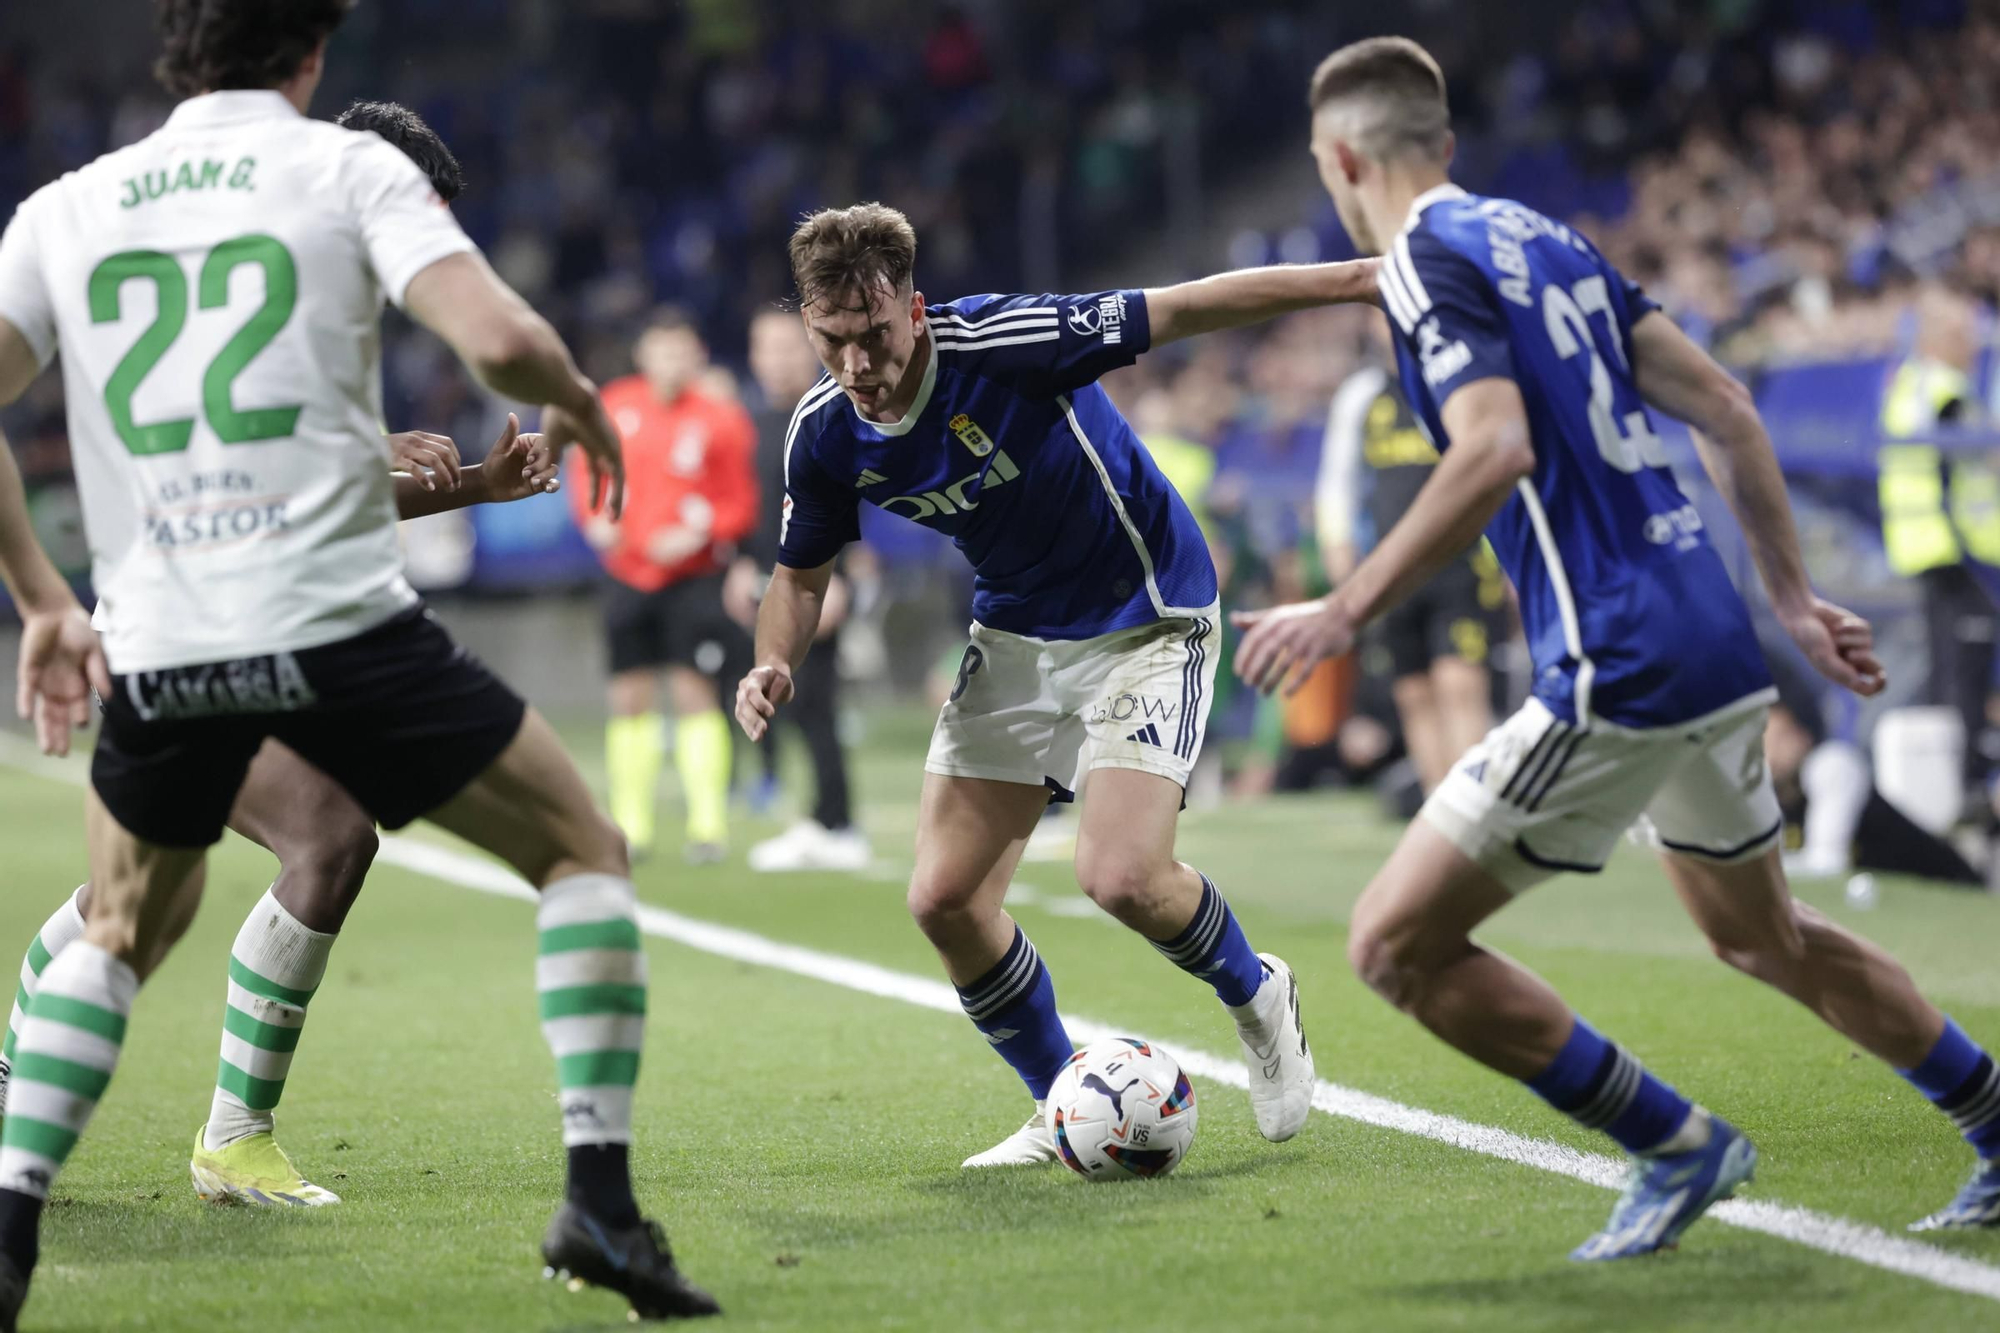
top-left (1400, 182), bottom-right (1468, 234)
top-left (164, 90), bottom-right (303, 130)
top-left (856, 328), bottom-right (939, 438)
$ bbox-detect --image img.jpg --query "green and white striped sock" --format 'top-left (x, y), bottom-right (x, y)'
top-left (0, 941), bottom-right (137, 1198)
top-left (205, 890), bottom-right (335, 1151)
top-left (3, 888), bottom-right (90, 1095)
top-left (537, 874), bottom-right (646, 1145)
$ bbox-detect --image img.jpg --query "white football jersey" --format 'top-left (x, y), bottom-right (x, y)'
top-left (0, 90), bottom-right (476, 672)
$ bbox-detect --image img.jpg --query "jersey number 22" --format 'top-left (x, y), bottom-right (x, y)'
top-left (88, 233), bottom-right (303, 456)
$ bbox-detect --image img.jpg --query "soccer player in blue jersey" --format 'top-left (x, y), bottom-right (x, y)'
top-left (1235, 36), bottom-right (2000, 1254)
top-left (735, 203), bottom-right (1377, 1166)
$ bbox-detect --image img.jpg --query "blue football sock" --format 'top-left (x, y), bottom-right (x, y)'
top-left (954, 926), bottom-right (1073, 1100)
top-left (1149, 873), bottom-right (1265, 1009)
top-left (1528, 1017), bottom-right (1696, 1155)
top-left (1901, 1018), bottom-right (2000, 1160)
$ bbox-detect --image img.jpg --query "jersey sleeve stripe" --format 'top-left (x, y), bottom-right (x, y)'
top-left (779, 377), bottom-right (847, 546)
top-left (932, 330), bottom-right (1062, 351)
top-left (1391, 234), bottom-right (1433, 313)
top-left (935, 305), bottom-right (1056, 330)
top-left (932, 313), bottom-right (1059, 332)
top-left (1378, 261), bottom-right (1419, 334)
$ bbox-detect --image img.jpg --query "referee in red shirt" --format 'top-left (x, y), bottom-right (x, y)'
top-left (573, 307), bottom-right (757, 862)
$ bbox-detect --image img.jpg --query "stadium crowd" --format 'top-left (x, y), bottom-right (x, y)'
top-left (4, 0), bottom-right (2000, 836)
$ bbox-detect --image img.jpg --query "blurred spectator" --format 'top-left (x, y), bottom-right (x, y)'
top-left (731, 309), bottom-right (869, 871)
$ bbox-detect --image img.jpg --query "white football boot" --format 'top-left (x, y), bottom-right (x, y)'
top-left (1228, 953), bottom-right (1315, 1142)
top-left (961, 1100), bottom-right (1058, 1168)
top-left (747, 821), bottom-right (872, 873)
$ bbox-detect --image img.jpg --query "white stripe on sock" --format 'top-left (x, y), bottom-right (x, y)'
top-left (536, 948), bottom-right (648, 993)
top-left (538, 874), bottom-right (639, 931)
top-left (217, 1029), bottom-right (296, 1083)
top-left (540, 1013), bottom-right (646, 1058)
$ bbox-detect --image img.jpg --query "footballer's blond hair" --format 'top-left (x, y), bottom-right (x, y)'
top-left (788, 203), bottom-right (919, 314)
top-left (1308, 36), bottom-right (1451, 163)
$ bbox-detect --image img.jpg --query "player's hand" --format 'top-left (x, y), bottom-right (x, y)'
top-left (387, 429), bottom-right (462, 492)
top-left (481, 414), bottom-right (561, 503)
top-left (1231, 595), bottom-right (1355, 697)
top-left (1781, 597), bottom-right (1886, 697)
top-left (16, 603), bottom-right (109, 758)
top-left (541, 394), bottom-right (625, 519)
top-left (734, 663), bottom-right (794, 741)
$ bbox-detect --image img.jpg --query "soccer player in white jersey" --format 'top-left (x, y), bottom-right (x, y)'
top-left (1235, 36), bottom-right (2000, 1257)
top-left (0, 3), bottom-right (715, 1323)
top-left (0, 99), bottom-right (568, 1212)
top-left (736, 204), bottom-right (1377, 1168)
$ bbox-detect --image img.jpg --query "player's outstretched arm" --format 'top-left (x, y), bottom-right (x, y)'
top-left (1144, 259), bottom-right (1380, 347)
top-left (391, 414), bottom-right (560, 520)
top-left (0, 370), bottom-right (108, 757)
top-left (735, 559), bottom-right (834, 741)
top-left (1630, 312), bottom-right (1884, 696)
top-left (1234, 377), bottom-right (1532, 696)
top-left (402, 253), bottom-right (625, 516)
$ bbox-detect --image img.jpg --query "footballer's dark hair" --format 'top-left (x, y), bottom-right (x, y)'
top-left (1307, 36), bottom-right (1451, 162)
top-left (155, 0), bottom-right (356, 99)
top-left (336, 100), bottom-right (464, 202)
top-left (787, 203), bottom-right (919, 314)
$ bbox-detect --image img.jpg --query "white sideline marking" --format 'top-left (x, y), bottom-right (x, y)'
top-left (369, 839), bottom-right (2000, 1306)
top-left (2, 738), bottom-right (1996, 1304)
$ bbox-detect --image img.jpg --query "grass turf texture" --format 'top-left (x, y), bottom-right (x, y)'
top-left (0, 705), bottom-right (1996, 1330)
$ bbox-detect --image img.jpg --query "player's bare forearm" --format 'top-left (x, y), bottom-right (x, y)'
top-left (394, 463), bottom-right (492, 519)
top-left (1337, 379), bottom-right (1534, 626)
top-left (1143, 259), bottom-right (1381, 346)
top-left (0, 428), bottom-right (77, 615)
top-left (756, 561), bottom-right (833, 673)
top-left (1630, 313), bottom-right (1813, 614)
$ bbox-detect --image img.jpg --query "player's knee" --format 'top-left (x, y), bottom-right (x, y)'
top-left (1347, 923), bottom-right (1422, 1010)
top-left (1071, 849), bottom-right (1169, 922)
top-left (906, 870), bottom-right (980, 939)
top-left (294, 812), bottom-right (380, 900)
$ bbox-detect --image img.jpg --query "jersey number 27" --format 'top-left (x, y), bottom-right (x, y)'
top-left (1542, 275), bottom-right (1666, 474)
top-left (88, 234), bottom-right (303, 456)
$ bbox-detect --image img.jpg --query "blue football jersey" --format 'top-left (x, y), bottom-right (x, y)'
top-left (777, 291), bottom-right (1217, 640)
top-left (1382, 185), bottom-right (1772, 729)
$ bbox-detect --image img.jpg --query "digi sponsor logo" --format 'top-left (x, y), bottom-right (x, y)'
top-left (1067, 293), bottom-right (1128, 345)
top-left (879, 449), bottom-right (1021, 521)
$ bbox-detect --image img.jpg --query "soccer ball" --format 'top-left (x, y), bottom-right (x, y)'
top-left (1048, 1037), bottom-right (1198, 1180)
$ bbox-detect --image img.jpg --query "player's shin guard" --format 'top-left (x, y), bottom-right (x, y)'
top-left (955, 926), bottom-right (1073, 1099)
top-left (1901, 1017), bottom-right (2000, 1159)
top-left (1147, 873), bottom-right (1264, 1008)
top-left (205, 890), bottom-right (335, 1150)
top-left (675, 710), bottom-right (731, 848)
top-left (538, 874), bottom-right (646, 1226)
top-left (0, 942), bottom-right (137, 1267)
top-left (1, 889), bottom-right (89, 1108)
top-left (1527, 1016), bottom-right (1705, 1156)
top-left (606, 714), bottom-right (665, 854)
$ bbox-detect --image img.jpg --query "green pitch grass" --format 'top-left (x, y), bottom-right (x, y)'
top-left (0, 706), bottom-right (1996, 1331)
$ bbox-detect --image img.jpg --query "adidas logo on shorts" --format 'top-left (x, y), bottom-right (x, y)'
top-left (1125, 723), bottom-right (1163, 747)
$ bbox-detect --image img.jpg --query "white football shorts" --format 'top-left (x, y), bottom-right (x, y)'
top-left (925, 608), bottom-right (1220, 798)
top-left (1422, 691), bottom-right (1783, 893)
